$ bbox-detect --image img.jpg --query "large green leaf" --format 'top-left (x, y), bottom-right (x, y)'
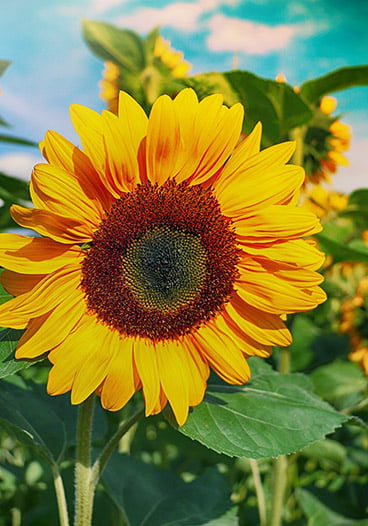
top-left (0, 328), bottom-right (42, 379)
top-left (300, 66), bottom-right (368, 103)
top-left (0, 381), bottom-right (68, 463)
top-left (103, 453), bottom-right (232, 526)
top-left (82, 19), bottom-right (145, 73)
top-left (178, 372), bottom-right (347, 459)
top-left (311, 361), bottom-right (367, 405)
top-left (296, 488), bottom-right (368, 526)
top-left (172, 70), bottom-right (313, 145)
top-left (316, 233), bottom-right (368, 264)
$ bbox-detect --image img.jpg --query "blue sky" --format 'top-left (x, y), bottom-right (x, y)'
top-left (0, 0), bottom-right (367, 192)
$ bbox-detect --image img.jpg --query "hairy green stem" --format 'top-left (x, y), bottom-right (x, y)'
top-left (52, 463), bottom-right (70, 526)
top-left (91, 407), bottom-right (145, 489)
top-left (269, 455), bottom-right (288, 526)
top-left (249, 458), bottom-right (266, 526)
top-left (74, 395), bottom-right (95, 526)
top-left (290, 126), bottom-right (305, 167)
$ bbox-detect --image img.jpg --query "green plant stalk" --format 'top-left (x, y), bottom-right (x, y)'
top-left (269, 312), bottom-right (295, 526)
top-left (290, 126), bottom-right (305, 168)
top-left (52, 463), bottom-right (70, 526)
top-left (91, 407), bottom-right (145, 489)
top-left (74, 395), bottom-right (95, 526)
top-left (249, 458), bottom-right (266, 526)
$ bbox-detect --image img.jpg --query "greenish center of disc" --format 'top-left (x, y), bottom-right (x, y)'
top-left (122, 226), bottom-right (207, 313)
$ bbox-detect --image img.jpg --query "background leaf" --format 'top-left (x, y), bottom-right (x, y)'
top-left (103, 453), bottom-right (232, 526)
top-left (296, 488), bottom-right (368, 525)
top-left (300, 66), bottom-right (368, 103)
top-left (316, 233), bottom-right (368, 264)
top-left (178, 372), bottom-right (348, 459)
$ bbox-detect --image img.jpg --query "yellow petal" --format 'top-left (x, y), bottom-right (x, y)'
top-left (15, 289), bottom-right (86, 359)
top-left (1, 270), bottom-right (45, 296)
top-left (101, 334), bottom-right (138, 411)
top-left (226, 293), bottom-right (292, 347)
top-left (0, 233), bottom-right (83, 273)
top-left (146, 94), bottom-right (180, 185)
top-left (11, 205), bottom-right (93, 244)
top-left (155, 339), bottom-right (190, 426)
top-left (234, 205), bottom-right (322, 242)
top-left (133, 337), bottom-right (160, 416)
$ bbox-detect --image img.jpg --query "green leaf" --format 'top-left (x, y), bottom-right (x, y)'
top-left (0, 134), bottom-right (37, 147)
top-left (316, 233), bottom-right (368, 264)
top-left (288, 315), bottom-right (321, 372)
top-left (178, 373), bottom-right (348, 459)
top-left (0, 60), bottom-right (11, 77)
top-left (202, 508), bottom-right (238, 525)
top-left (296, 488), bottom-right (368, 526)
top-left (103, 453), bottom-right (232, 526)
top-left (311, 361), bottom-right (367, 405)
top-left (0, 328), bottom-right (42, 379)
top-left (82, 19), bottom-right (145, 73)
top-left (0, 381), bottom-right (68, 463)
top-left (172, 70), bottom-right (313, 145)
top-left (300, 66), bottom-right (368, 103)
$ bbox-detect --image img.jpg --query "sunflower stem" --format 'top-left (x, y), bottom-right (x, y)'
top-left (290, 126), bottom-right (305, 167)
top-left (91, 407), bottom-right (145, 489)
top-left (269, 341), bottom-right (292, 526)
top-left (249, 458), bottom-right (266, 526)
top-left (52, 463), bottom-right (70, 526)
top-left (74, 395), bottom-right (95, 526)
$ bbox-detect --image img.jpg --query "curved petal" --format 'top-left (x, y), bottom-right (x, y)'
top-left (15, 289), bottom-right (87, 359)
top-left (225, 292), bottom-right (292, 347)
top-left (133, 337), bottom-right (160, 416)
top-left (1, 270), bottom-right (45, 296)
top-left (0, 233), bottom-right (84, 274)
top-left (71, 321), bottom-right (116, 405)
top-left (215, 165), bottom-right (304, 217)
top-left (11, 205), bottom-right (94, 244)
top-left (146, 94), bottom-right (180, 185)
top-left (234, 205), bottom-right (322, 243)
top-left (191, 322), bottom-right (251, 384)
top-left (100, 334), bottom-right (138, 411)
top-left (155, 339), bottom-right (190, 426)
top-left (0, 264), bottom-right (82, 328)
top-left (31, 163), bottom-right (103, 226)
top-left (240, 238), bottom-right (325, 271)
top-left (41, 130), bottom-right (113, 210)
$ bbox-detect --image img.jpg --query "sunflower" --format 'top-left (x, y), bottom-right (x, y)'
top-left (340, 276), bottom-right (368, 377)
top-left (301, 184), bottom-right (348, 219)
top-left (0, 89), bottom-right (326, 425)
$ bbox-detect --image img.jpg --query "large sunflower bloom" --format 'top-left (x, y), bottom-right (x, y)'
top-left (0, 89), bottom-right (326, 425)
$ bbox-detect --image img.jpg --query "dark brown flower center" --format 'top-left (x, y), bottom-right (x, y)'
top-left (81, 180), bottom-right (239, 341)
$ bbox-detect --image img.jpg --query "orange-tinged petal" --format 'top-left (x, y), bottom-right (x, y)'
top-left (1, 270), bottom-right (45, 296)
top-left (0, 264), bottom-right (82, 327)
top-left (71, 323), bottom-right (115, 405)
top-left (156, 339), bottom-right (190, 426)
top-left (101, 334), bottom-right (138, 411)
top-left (11, 205), bottom-right (93, 244)
top-left (192, 322), bottom-right (251, 384)
top-left (226, 292), bottom-right (292, 347)
top-left (15, 289), bottom-right (86, 359)
top-left (146, 94), bottom-right (180, 185)
top-left (41, 130), bottom-right (113, 210)
top-left (31, 163), bottom-right (103, 226)
top-left (133, 337), bottom-right (160, 416)
top-left (0, 233), bottom-right (83, 273)
top-left (188, 103), bottom-right (244, 186)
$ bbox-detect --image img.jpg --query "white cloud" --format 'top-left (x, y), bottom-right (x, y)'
top-left (90, 0), bottom-right (128, 15)
top-left (0, 152), bottom-right (43, 182)
top-left (117, 0), bottom-right (237, 33)
top-left (333, 138), bottom-right (368, 194)
top-left (207, 14), bottom-right (300, 54)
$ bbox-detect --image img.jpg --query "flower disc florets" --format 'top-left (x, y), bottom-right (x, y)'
top-left (81, 180), bottom-right (239, 340)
